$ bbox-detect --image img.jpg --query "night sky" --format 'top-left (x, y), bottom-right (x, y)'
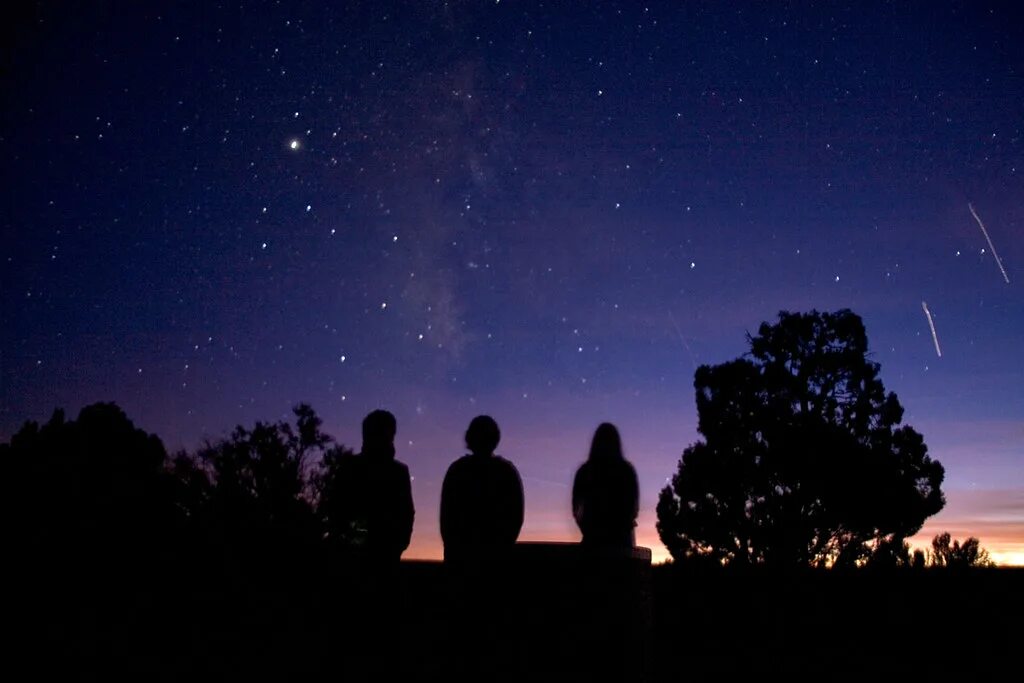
top-left (3, 2), bottom-right (1022, 563)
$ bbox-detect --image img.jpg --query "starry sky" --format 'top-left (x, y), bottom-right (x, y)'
top-left (3, 1), bottom-right (1022, 564)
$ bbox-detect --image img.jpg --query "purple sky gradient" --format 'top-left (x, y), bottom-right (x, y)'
top-left (3, 2), bottom-right (1022, 563)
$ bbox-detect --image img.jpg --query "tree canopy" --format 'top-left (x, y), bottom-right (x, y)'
top-left (656, 309), bottom-right (946, 568)
top-left (0, 402), bottom-right (178, 558)
top-left (196, 403), bottom-right (333, 549)
top-left (929, 532), bottom-right (994, 568)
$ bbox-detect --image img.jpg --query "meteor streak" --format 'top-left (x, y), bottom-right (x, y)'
top-left (968, 203), bottom-right (1010, 284)
top-left (668, 310), bottom-right (698, 370)
top-left (921, 301), bottom-right (942, 358)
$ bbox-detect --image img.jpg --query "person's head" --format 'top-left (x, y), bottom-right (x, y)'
top-left (588, 422), bottom-right (623, 462)
top-left (465, 415), bottom-right (500, 456)
top-left (362, 409), bottom-right (397, 455)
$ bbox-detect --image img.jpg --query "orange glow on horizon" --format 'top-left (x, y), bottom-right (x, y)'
top-left (404, 489), bottom-right (1024, 566)
top-left (406, 531), bottom-right (1024, 567)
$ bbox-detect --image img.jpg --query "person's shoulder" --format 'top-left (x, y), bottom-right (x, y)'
top-left (445, 454), bottom-right (475, 473)
top-left (492, 454), bottom-right (517, 469)
top-left (492, 454), bottom-right (522, 476)
top-left (379, 458), bottom-right (410, 482)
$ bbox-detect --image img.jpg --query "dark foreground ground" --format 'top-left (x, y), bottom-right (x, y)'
top-left (653, 564), bottom-right (1023, 680)
top-left (14, 542), bottom-right (1022, 681)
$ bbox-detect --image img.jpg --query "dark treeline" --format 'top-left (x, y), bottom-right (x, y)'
top-left (0, 400), bottom-right (650, 679)
top-left (1, 399), bottom-right (1010, 680)
top-left (1, 308), bottom-right (1007, 679)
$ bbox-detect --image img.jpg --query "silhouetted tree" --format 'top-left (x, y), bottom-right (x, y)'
top-left (312, 441), bottom-right (357, 544)
top-left (198, 404), bottom-right (330, 551)
top-left (0, 403), bottom-right (179, 560)
top-left (1, 404), bottom-right (205, 676)
top-left (167, 450), bottom-right (213, 524)
top-left (657, 309), bottom-right (945, 568)
top-left (929, 532), bottom-right (994, 568)
top-left (865, 535), bottom-right (912, 569)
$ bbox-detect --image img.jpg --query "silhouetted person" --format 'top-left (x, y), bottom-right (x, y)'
top-left (440, 415), bottom-right (524, 564)
top-left (331, 410), bottom-right (414, 566)
top-left (440, 416), bottom-right (524, 681)
top-left (572, 423), bottom-right (639, 550)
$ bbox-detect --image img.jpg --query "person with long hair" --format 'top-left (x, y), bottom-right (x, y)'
top-left (572, 422), bottom-right (639, 550)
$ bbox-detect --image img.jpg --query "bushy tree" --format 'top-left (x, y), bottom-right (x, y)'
top-left (657, 309), bottom-right (945, 568)
top-left (929, 532), bottom-right (994, 568)
top-left (0, 402), bottom-right (178, 558)
top-left (312, 443), bottom-right (357, 547)
top-left (197, 403), bottom-right (332, 547)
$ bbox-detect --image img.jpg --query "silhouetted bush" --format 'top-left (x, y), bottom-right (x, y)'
top-left (1, 403), bottom-right (181, 563)
top-left (311, 441), bottom-right (356, 545)
top-left (929, 532), bottom-right (994, 568)
top-left (1, 404), bottom-right (196, 677)
top-left (657, 309), bottom-right (946, 568)
top-left (193, 403), bottom-right (334, 560)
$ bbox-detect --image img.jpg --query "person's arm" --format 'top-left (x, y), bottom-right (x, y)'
top-left (439, 464), bottom-right (454, 547)
top-left (510, 464), bottom-right (525, 542)
top-left (396, 463), bottom-right (415, 555)
top-left (572, 465), bottom-right (585, 529)
top-left (629, 462), bottom-right (640, 524)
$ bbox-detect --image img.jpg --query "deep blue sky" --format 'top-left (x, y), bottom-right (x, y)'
top-left (3, 1), bottom-right (1022, 562)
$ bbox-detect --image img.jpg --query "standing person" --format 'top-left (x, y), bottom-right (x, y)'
top-left (322, 409), bottom-right (414, 566)
top-left (440, 415), bottom-right (524, 564)
top-left (572, 423), bottom-right (639, 550)
top-left (440, 416), bottom-right (525, 681)
top-left (318, 410), bottom-right (414, 680)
